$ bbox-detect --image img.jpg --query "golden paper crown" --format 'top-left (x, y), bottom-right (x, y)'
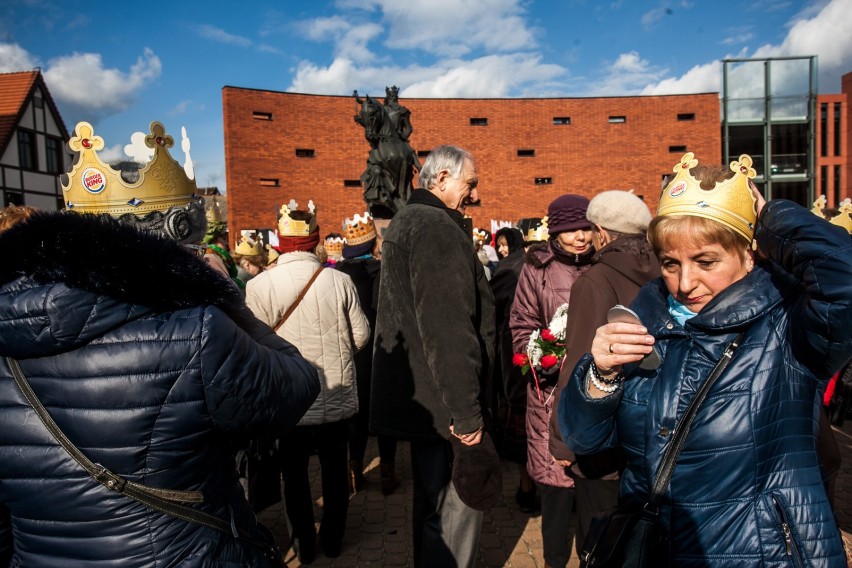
top-left (811, 194), bottom-right (828, 217)
top-left (526, 216), bottom-right (549, 242)
top-left (235, 235), bottom-right (263, 256)
top-left (278, 199), bottom-right (317, 236)
top-left (265, 244), bottom-right (280, 266)
top-left (324, 236), bottom-right (345, 258)
top-left (342, 211), bottom-right (377, 245)
top-left (830, 199), bottom-right (852, 233)
top-left (62, 121), bottom-right (197, 216)
top-left (657, 153), bottom-right (758, 242)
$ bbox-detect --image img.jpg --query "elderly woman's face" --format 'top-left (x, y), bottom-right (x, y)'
top-left (659, 242), bottom-right (752, 313)
top-left (555, 229), bottom-right (593, 255)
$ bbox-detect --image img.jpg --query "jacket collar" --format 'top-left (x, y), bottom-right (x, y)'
top-left (635, 264), bottom-right (783, 336)
top-left (408, 188), bottom-right (466, 228)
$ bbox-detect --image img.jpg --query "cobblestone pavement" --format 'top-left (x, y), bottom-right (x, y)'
top-left (259, 420), bottom-right (852, 567)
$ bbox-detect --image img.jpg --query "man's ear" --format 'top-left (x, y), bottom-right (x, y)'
top-left (435, 169), bottom-right (449, 190)
top-left (745, 248), bottom-right (755, 272)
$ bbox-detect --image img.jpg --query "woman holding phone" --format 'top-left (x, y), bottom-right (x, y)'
top-left (559, 153), bottom-right (852, 566)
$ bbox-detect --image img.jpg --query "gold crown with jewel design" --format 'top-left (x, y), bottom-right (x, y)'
top-left (657, 153), bottom-right (758, 242)
top-left (342, 211), bottom-right (377, 245)
top-left (63, 121), bottom-right (198, 216)
top-left (235, 235), bottom-right (263, 256)
top-left (278, 200), bottom-right (317, 236)
top-left (324, 235), bottom-right (345, 258)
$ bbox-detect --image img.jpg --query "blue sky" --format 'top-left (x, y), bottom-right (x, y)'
top-left (2, 0), bottom-right (851, 192)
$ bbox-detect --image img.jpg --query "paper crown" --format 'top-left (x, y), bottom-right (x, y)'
top-left (278, 199), bottom-right (317, 236)
top-left (657, 153), bottom-right (758, 242)
top-left (265, 244), bottom-right (280, 266)
top-left (472, 228), bottom-right (488, 246)
top-left (235, 235), bottom-right (263, 256)
top-left (831, 199), bottom-right (852, 233)
top-left (342, 211), bottom-right (377, 245)
top-left (527, 216), bottom-right (549, 242)
top-left (63, 121), bottom-right (197, 216)
top-left (324, 235), bottom-right (345, 258)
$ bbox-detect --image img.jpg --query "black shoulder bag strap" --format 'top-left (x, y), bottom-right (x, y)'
top-left (5, 357), bottom-right (280, 559)
top-left (645, 331), bottom-right (746, 514)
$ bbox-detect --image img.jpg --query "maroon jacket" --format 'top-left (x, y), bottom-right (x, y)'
top-left (549, 235), bottom-right (660, 472)
top-left (509, 241), bottom-right (592, 486)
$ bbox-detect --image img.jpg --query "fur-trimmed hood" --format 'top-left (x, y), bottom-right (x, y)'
top-left (0, 210), bottom-right (246, 358)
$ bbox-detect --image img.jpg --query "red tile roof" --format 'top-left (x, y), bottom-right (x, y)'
top-left (0, 70), bottom-right (39, 158)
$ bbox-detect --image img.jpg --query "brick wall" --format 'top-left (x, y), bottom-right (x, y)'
top-left (223, 87), bottom-right (721, 242)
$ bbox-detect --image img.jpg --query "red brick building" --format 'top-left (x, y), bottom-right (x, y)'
top-left (223, 88), bottom-right (721, 241)
top-left (816, 73), bottom-right (851, 207)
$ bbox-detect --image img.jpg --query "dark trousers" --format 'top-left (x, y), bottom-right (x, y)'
top-left (574, 477), bottom-right (620, 556)
top-left (349, 408), bottom-right (398, 465)
top-left (410, 438), bottom-right (483, 568)
top-left (540, 483), bottom-right (576, 568)
top-left (280, 420), bottom-right (350, 556)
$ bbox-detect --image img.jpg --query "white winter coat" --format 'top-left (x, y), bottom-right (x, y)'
top-left (246, 251), bottom-right (370, 426)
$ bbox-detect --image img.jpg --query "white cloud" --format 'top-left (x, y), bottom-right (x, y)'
top-left (192, 24), bottom-right (252, 48)
top-left (43, 47), bottom-right (162, 121)
top-left (0, 43), bottom-right (40, 72)
top-left (289, 53), bottom-right (566, 98)
top-left (97, 143), bottom-right (131, 165)
top-left (639, 0), bottom-right (851, 95)
top-left (298, 17), bottom-right (383, 63)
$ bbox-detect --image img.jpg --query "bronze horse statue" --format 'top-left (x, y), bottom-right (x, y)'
top-left (354, 88), bottom-right (420, 217)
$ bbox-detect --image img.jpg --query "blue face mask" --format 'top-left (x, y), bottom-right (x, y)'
top-left (667, 295), bottom-right (697, 326)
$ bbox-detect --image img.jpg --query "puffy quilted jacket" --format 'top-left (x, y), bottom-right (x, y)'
top-left (246, 251), bottom-right (370, 426)
top-left (560, 200), bottom-right (852, 566)
top-left (0, 211), bottom-right (321, 567)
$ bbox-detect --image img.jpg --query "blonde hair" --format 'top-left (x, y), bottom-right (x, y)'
top-left (648, 214), bottom-right (749, 259)
top-left (0, 204), bottom-right (37, 233)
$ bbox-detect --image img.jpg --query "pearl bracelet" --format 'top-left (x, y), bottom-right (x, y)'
top-left (589, 362), bottom-right (624, 393)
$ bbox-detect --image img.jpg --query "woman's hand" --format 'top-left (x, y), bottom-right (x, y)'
top-left (449, 424), bottom-right (483, 446)
top-left (591, 322), bottom-right (655, 377)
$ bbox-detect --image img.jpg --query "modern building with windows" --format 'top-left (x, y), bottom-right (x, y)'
top-left (223, 66), bottom-right (849, 242)
top-left (0, 70), bottom-right (71, 209)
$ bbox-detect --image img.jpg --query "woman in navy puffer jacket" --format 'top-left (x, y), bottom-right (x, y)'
top-left (560, 155), bottom-right (852, 566)
top-left (0, 211), bottom-right (320, 567)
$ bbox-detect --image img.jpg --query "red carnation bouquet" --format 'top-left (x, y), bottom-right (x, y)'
top-left (513, 303), bottom-right (569, 401)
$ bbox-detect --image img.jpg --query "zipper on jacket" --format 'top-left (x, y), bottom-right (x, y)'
top-left (770, 493), bottom-right (803, 567)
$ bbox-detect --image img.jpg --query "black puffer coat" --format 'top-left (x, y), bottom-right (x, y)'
top-left (0, 211), bottom-right (320, 567)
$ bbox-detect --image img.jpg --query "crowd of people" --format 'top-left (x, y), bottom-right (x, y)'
top-left (0, 122), bottom-right (851, 568)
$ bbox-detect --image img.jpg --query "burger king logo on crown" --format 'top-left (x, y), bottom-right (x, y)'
top-left (82, 167), bottom-right (107, 194)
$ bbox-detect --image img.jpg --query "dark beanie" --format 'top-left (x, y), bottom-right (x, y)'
top-left (342, 237), bottom-right (376, 259)
top-left (547, 194), bottom-right (591, 235)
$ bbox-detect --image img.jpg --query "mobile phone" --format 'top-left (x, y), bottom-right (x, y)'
top-left (606, 305), bottom-right (661, 370)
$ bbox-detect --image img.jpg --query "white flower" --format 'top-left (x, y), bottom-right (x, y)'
top-left (548, 303), bottom-right (570, 340)
top-left (526, 330), bottom-right (543, 367)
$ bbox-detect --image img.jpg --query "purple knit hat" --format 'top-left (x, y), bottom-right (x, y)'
top-left (547, 194), bottom-right (591, 235)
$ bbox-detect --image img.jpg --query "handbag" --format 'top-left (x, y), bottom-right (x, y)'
top-left (5, 357), bottom-right (285, 566)
top-left (580, 332), bottom-right (745, 568)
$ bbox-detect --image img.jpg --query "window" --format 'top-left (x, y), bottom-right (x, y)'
top-left (259, 178), bottom-right (280, 187)
top-left (17, 129), bottom-right (36, 170)
top-left (834, 166), bottom-right (842, 206)
top-left (46, 136), bottom-right (63, 174)
top-left (534, 177), bottom-right (552, 185)
top-left (608, 116), bottom-right (626, 124)
top-left (669, 145), bottom-right (687, 153)
top-left (470, 118), bottom-right (488, 126)
top-left (517, 149), bottom-right (535, 157)
top-left (552, 116), bottom-right (571, 125)
top-left (417, 150), bottom-right (431, 157)
top-left (295, 149), bottom-right (315, 158)
top-left (4, 191), bottom-right (23, 207)
top-left (343, 179), bottom-right (362, 187)
top-left (33, 95), bottom-right (44, 109)
top-left (821, 165), bottom-right (828, 196)
top-left (834, 103), bottom-right (842, 157)
top-left (677, 113), bottom-right (695, 121)
top-left (820, 103), bottom-right (828, 157)
top-left (253, 111), bottom-right (273, 120)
